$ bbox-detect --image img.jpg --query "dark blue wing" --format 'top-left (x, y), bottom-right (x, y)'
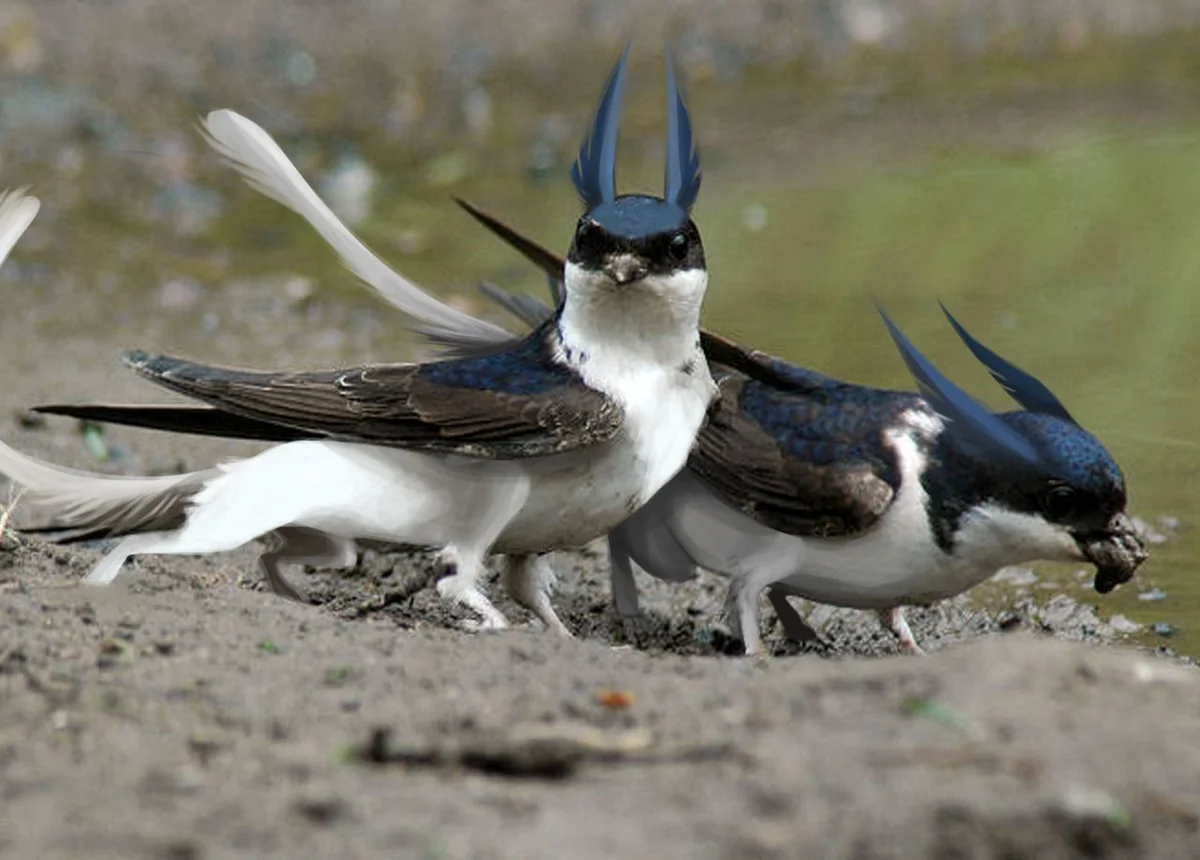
top-left (571, 43), bottom-right (631, 210)
top-left (939, 302), bottom-right (1076, 425)
top-left (689, 369), bottom-right (920, 538)
top-left (40, 324), bottom-right (624, 459)
top-left (663, 49), bottom-right (701, 211)
top-left (875, 304), bottom-right (1046, 472)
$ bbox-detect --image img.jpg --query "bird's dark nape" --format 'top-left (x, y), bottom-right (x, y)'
top-left (938, 302), bottom-right (1076, 425)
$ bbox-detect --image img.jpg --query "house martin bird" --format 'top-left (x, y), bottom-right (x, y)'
top-left (284, 200), bottom-right (1147, 657)
top-left (16, 45), bottom-right (718, 635)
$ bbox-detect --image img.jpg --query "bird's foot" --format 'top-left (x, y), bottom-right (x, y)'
top-left (261, 565), bottom-right (310, 604)
top-left (460, 614), bottom-right (510, 633)
top-left (435, 555), bottom-right (510, 633)
top-left (500, 555), bottom-right (573, 638)
top-left (880, 607), bottom-right (925, 656)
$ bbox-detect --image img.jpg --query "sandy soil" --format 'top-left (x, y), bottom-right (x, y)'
top-left (0, 328), bottom-right (1195, 859)
top-left (3, 534), bottom-right (1200, 859)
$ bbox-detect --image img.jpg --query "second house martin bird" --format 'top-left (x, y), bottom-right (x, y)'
top-left (12, 45), bottom-right (719, 635)
top-left (227, 180), bottom-right (1146, 656)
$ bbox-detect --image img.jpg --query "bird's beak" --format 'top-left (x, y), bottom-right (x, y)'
top-left (1077, 512), bottom-right (1149, 593)
top-left (603, 253), bottom-right (648, 286)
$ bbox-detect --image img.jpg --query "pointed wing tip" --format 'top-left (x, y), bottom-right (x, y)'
top-left (938, 300), bottom-right (967, 334)
top-left (453, 196), bottom-right (490, 225)
top-left (872, 301), bottom-right (904, 340)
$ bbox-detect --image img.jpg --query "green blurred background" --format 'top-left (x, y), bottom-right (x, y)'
top-left (4, 0), bottom-right (1200, 652)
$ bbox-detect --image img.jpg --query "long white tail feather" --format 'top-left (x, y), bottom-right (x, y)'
top-left (0, 437), bottom-right (216, 537)
top-left (201, 109), bottom-right (516, 346)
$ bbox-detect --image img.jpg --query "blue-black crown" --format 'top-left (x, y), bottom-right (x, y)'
top-left (570, 42), bottom-right (702, 238)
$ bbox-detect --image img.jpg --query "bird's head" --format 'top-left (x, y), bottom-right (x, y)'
top-left (880, 303), bottom-right (1148, 592)
top-left (562, 44), bottom-right (707, 320)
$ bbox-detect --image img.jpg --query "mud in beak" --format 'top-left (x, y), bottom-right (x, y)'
top-left (603, 253), bottom-right (648, 286)
top-left (1078, 512), bottom-right (1150, 594)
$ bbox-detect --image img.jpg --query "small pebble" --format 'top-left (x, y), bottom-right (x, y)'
top-left (1152, 622), bottom-right (1175, 638)
top-left (1138, 588), bottom-right (1168, 602)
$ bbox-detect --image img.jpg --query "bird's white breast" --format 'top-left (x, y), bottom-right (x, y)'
top-left (748, 414), bottom-right (1078, 608)
top-left (496, 265), bottom-right (716, 553)
top-left (793, 426), bottom-right (966, 606)
top-left (661, 409), bottom-right (1031, 608)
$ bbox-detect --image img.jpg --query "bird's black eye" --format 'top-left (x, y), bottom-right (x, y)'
top-left (668, 231), bottom-right (689, 262)
top-left (1044, 485), bottom-right (1078, 521)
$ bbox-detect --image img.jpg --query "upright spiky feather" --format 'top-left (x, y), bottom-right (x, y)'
top-left (939, 302), bottom-right (1077, 425)
top-left (663, 51), bottom-right (701, 211)
top-left (570, 43), bottom-right (631, 211)
top-left (875, 304), bottom-right (1046, 472)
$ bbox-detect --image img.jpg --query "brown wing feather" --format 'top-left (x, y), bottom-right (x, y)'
top-left (116, 346), bottom-right (623, 459)
top-left (689, 374), bottom-right (898, 538)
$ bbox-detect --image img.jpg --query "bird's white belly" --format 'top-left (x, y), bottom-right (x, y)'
top-left (499, 366), bottom-right (711, 553)
top-left (663, 434), bottom-right (1000, 610)
top-left (270, 335), bottom-right (712, 555)
top-left (781, 528), bottom-right (990, 610)
top-left (495, 439), bottom-right (654, 552)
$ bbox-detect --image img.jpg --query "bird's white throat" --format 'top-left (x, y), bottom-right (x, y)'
top-left (554, 260), bottom-right (715, 508)
top-left (953, 502), bottom-right (1083, 569)
top-left (557, 261), bottom-right (707, 371)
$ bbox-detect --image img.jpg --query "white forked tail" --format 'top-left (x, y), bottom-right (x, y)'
top-left (0, 436), bottom-right (214, 542)
top-left (201, 109), bottom-right (517, 347)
